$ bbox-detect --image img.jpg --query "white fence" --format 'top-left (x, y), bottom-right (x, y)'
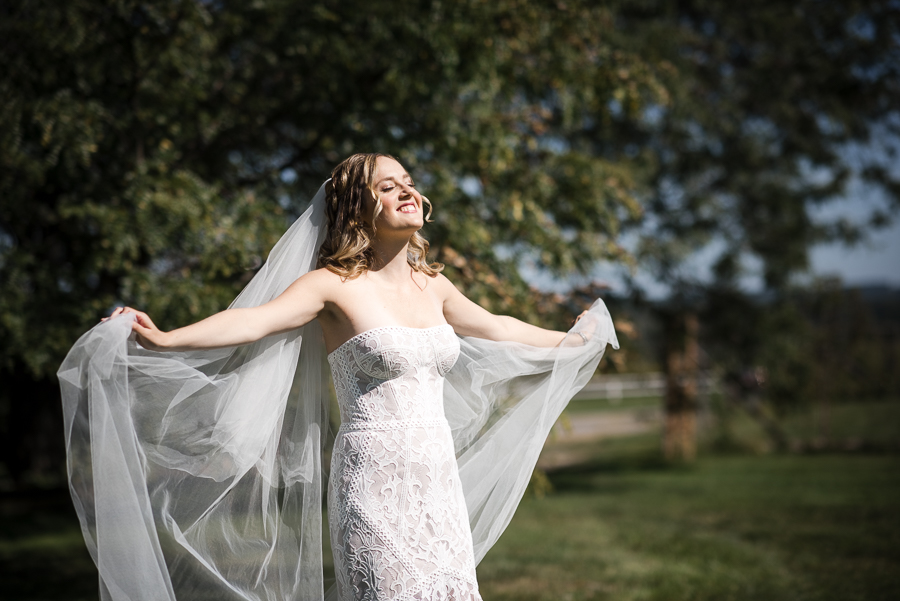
top-left (573, 372), bottom-right (719, 401)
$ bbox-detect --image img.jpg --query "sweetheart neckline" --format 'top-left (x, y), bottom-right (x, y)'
top-left (327, 324), bottom-right (455, 358)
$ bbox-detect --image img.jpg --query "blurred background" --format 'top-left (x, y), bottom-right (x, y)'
top-left (1, 1), bottom-right (898, 599)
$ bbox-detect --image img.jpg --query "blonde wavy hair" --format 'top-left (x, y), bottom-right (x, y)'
top-left (317, 153), bottom-right (444, 279)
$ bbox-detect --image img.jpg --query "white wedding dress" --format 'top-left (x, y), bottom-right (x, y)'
top-left (328, 325), bottom-right (481, 600)
top-left (58, 183), bottom-right (619, 601)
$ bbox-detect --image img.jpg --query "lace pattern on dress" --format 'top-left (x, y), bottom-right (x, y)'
top-left (327, 325), bottom-right (482, 601)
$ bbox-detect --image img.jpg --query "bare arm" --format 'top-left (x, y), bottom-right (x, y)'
top-left (109, 270), bottom-right (334, 351)
top-left (435, 275), bottom-right (568, 347)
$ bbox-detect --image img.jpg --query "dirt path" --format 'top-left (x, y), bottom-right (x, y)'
top-left (537, 408), bottom-right (661, 470)
top-left (555, 408), bottom-right (661, 441)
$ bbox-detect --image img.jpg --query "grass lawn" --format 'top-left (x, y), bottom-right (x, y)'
top-left (2, 401), bottom-right (898, 600)
top-left (478, 433), bottom-right (900, 601)
top-left (0, 494), bottom-right (99, 601)
top-left (781, 400), bottom-right (900, 445)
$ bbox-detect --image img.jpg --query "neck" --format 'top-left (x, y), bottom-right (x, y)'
top-left (368, 235), bottom-right (412, 281)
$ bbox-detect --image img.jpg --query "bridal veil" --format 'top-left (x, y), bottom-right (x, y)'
top-left (58, 182), bottom-right (618, 601)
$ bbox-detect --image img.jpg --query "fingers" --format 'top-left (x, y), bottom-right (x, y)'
top-left (572, 309), bottom-right (588, 326)
top-left (131, 319), bottom-right (168, 351)
top-left (101, 306), bottom-right (149, 324)
top-left (132, 321), bottom-right (152, 342)
top-left (133, 312), bottom-right (156, 330)
top-left (100, 306), bottom-right (125, 322)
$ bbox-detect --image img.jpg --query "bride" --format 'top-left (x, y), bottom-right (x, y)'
top-left (60, 153), bottom-right (618, 601)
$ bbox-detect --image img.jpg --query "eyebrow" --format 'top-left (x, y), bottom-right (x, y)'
top-left (375, 174), bottom-right (413, 187)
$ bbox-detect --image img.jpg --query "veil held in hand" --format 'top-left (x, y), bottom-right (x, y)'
top-left (58, 182), bottom-right (618, 601)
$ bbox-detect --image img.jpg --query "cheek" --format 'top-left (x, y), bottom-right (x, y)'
top-left (374, 195), bottom-right (399, 221)
top-left (362, 194), bottom-right (379, 223)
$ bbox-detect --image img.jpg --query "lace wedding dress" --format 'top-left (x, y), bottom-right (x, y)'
top-left (327, 325), bottom-right (481, 600)
top-left (59, 183), bottom-right (619, 600)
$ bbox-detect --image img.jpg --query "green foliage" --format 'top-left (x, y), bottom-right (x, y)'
top-left (617, 0), bottom-right (900, 291)
top-left (1, 1), bottom-right (898, 483)
top-left (601, 0), bottom-right (900, 417)
top-left (701, 281), bottom-right (900, 412)
top-left (786, 282), bottom-right (900, 404)
top-left (1, 0), bottom-right (289, 378)
top-left (0, 0), bottom-right (667, 486)
top-left (610, 0), bottom-right (899, 413)
top-left (1, 0), bottom-right (663, 383)
top-left (710, 397), bottom-right (900, 453)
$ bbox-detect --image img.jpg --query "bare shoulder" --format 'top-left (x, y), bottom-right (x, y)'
top-left (431, 272), bottom-right (464, 301)
top-left (301, 266), bottom-right (343, 286)
top-left (288, 267), bottom-right (347, 300)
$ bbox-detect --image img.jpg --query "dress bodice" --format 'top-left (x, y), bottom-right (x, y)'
top-left (326, 324), bottom-right (480, 600)
top-left (327, 325), bottom-right (460, 426)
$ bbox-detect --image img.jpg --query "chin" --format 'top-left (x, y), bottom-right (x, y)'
top-left (396, 213), bottom-right (423, 227)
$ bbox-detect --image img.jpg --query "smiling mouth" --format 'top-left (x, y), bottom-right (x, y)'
top-left (398, 204), bottom-right (417, 213)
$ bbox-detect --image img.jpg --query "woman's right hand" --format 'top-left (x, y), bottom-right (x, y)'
top-left (104, 306), bottom-right (171, 351)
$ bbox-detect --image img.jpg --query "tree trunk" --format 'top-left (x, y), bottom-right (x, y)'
top-left (663, 312), bottom-right (699, 462)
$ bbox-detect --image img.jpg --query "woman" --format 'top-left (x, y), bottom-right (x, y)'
top-left (60, 153), bottom-right (618, 601)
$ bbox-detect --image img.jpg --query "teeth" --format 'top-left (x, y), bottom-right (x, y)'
top-left (399, 206), bottom-right (416, 213)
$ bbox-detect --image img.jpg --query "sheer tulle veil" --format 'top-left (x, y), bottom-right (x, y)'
top-left (58, 181), bottom-right (618, 600)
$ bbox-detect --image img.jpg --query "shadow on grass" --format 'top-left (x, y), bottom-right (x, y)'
top-left (0, 488), bottom-right (99, 601)
top-left (0, 488), bottom-right (335, 601)
top-left (545, 432), bottom-right (674, 493)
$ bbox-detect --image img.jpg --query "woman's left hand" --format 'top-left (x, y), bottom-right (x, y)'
top-left (103, 306), bottom-right (171, 351)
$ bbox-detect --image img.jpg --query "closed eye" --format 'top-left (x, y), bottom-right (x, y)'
top-left (380, 181), bottom-right (415, 192)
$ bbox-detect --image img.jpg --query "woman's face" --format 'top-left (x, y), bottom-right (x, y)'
top-left (366, 156), bottom-right (424, 234)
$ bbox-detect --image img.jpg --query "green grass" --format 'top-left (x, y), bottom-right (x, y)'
top-left (3, 401), bottom-right (898, 600)
top-left (709, 398), bottom-right (900, 453)
top-left (0, 496), bottom-right (99, 601)
top-left (781, 399), bottom-right (900, 444)
top-left (478, 451), bottom-right (900, 601)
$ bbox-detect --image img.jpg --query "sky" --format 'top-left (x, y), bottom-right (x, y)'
top-left (538, 120), bottom-right (900, 297)
top-left (806, 138), bottom-right (900, 289)
top-left (807, 194), bottom-right (900, 288)
top-left (525, 193), bottom-right (900, 298)
top-left (810, 218), bottom-right (900, 287)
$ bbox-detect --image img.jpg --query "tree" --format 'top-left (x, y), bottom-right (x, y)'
top-left (2, 0), bottom-right (897, 483)
top-left (611, 0), bottom-right (900, 459)
top-left (0, 0), bottom-right (660, 486)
